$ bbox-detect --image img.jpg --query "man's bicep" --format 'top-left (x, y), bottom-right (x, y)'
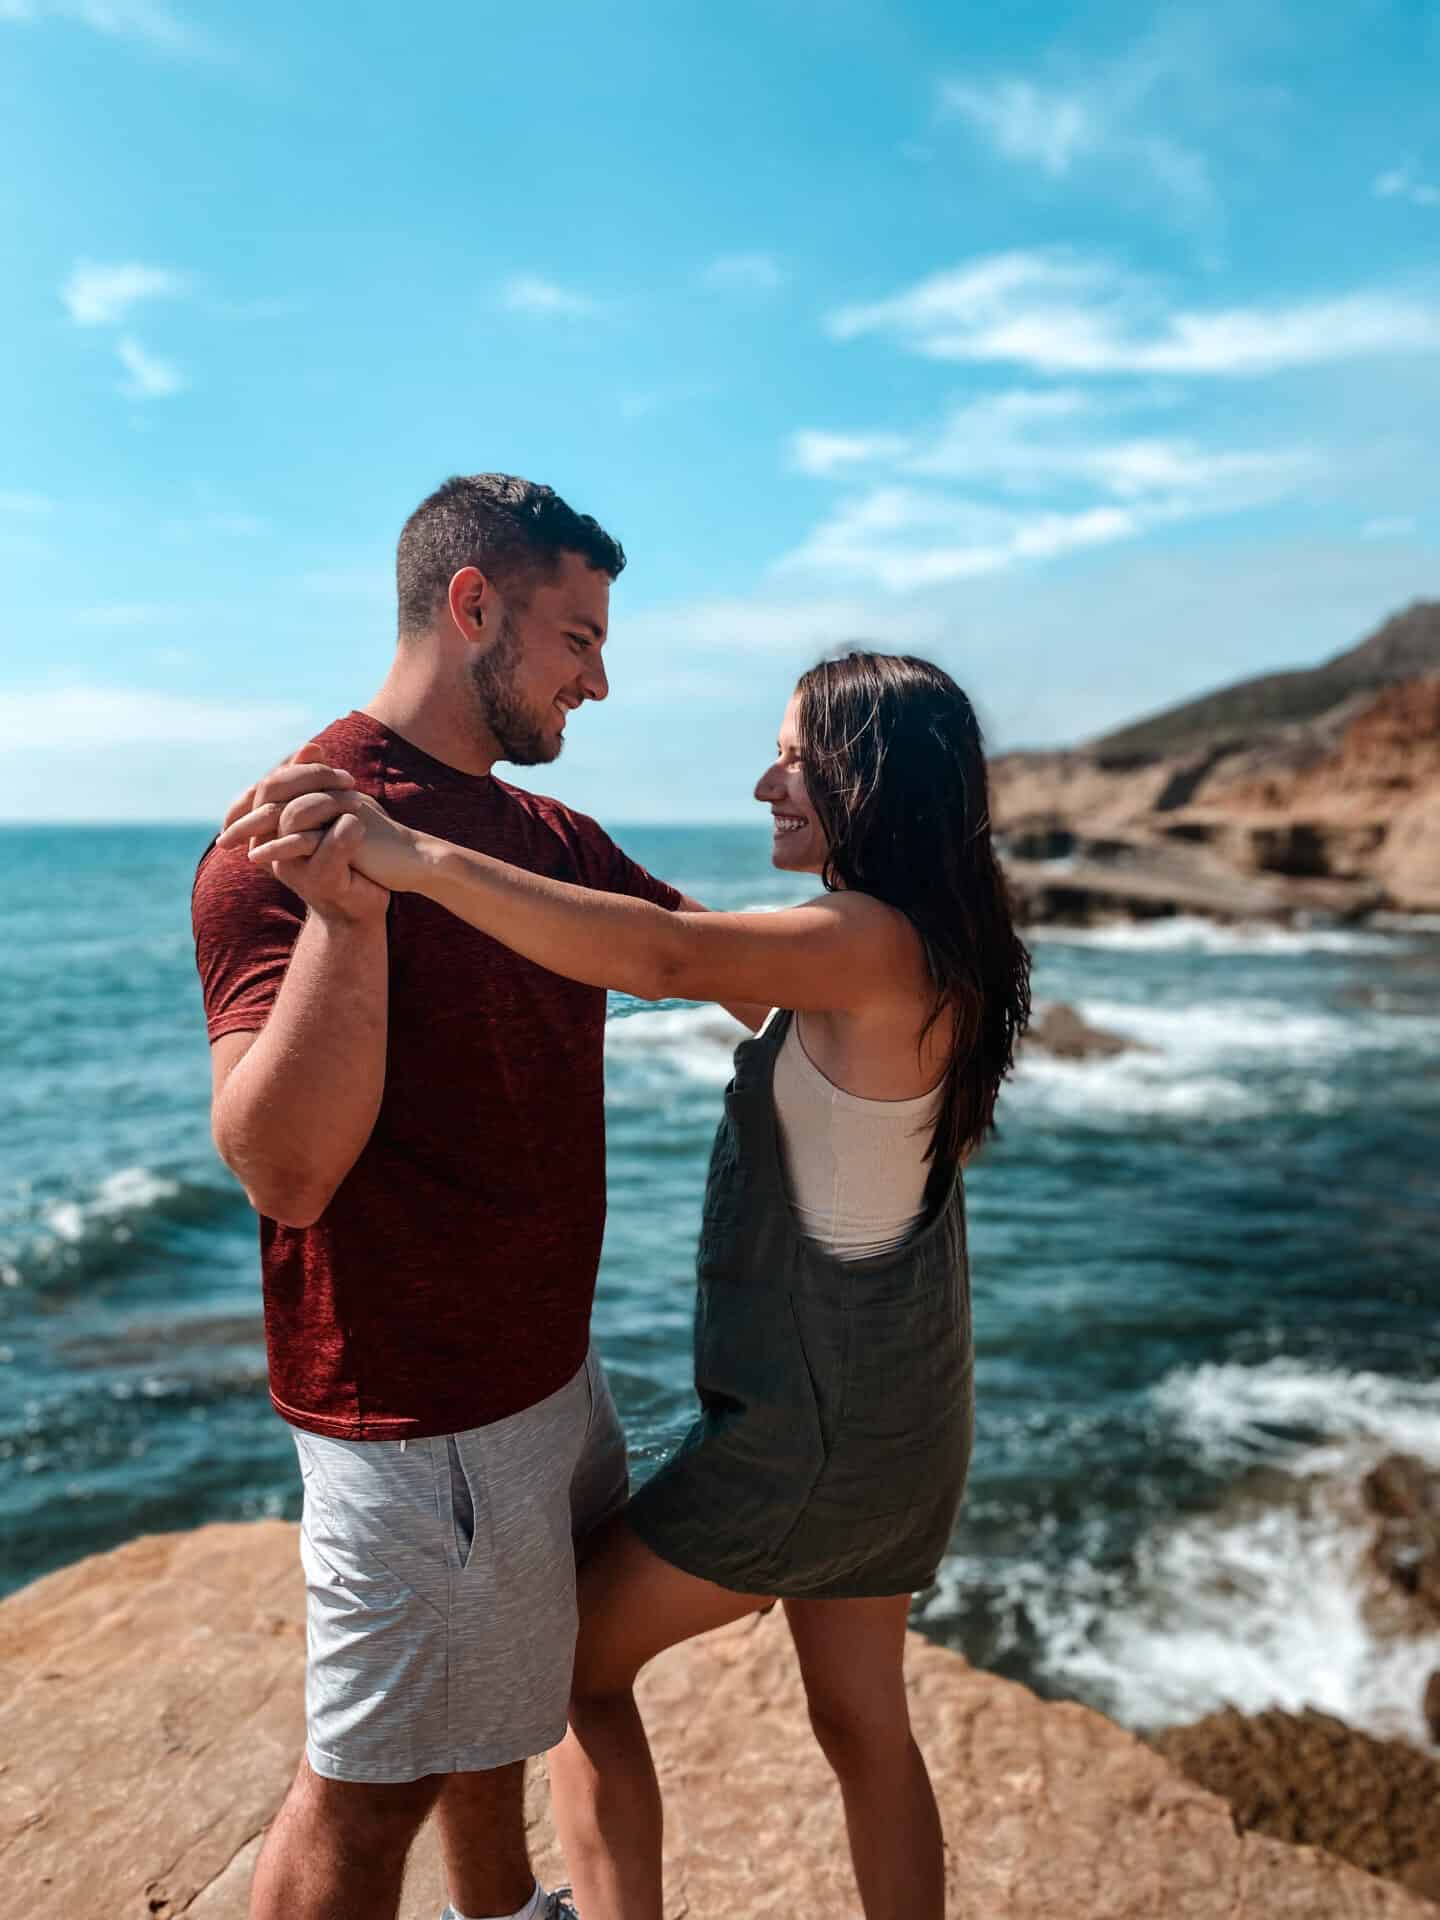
top-left (193, 844), bottom-right (302, 1042)
top-left (210, 1029), bottom-right (259, 1102)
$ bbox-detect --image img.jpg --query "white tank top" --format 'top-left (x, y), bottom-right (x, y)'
top-left (771, 1013), bottom-right (944, 1263)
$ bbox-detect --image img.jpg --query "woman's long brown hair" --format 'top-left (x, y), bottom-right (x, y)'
top-left (795, 650), bottom-right (1031, 1168)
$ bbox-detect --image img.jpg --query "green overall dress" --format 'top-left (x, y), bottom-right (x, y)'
top-left (627, 1010), bottom-right (974, 1598)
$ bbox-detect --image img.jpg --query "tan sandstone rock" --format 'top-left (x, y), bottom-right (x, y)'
top-left (3, 1523), bottom-right (1435, 1918)
top-left (991, 606), bottom-right (1440, 921)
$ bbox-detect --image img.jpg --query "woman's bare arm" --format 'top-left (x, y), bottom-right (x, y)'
top-left (221, 785), bottom-right (921, 1016)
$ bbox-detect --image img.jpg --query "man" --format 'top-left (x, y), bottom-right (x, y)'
top-left (193, 474), bottom-right (713, 1920)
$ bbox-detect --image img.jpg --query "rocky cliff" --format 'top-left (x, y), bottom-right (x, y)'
top-left (993, 600), bottom-right (1440, 922)
top-left (4, 1524), bottom-right (1436, 1918)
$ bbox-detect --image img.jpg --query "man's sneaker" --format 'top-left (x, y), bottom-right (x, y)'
top-left (439, 1892), bottom-right (578, 1920)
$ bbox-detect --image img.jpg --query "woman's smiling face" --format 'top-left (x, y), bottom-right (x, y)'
top-left (754, 694), bottom-right (827, 874)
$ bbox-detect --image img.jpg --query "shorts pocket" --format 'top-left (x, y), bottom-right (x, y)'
top-left (445, 1435), bottom-right (480, 1573)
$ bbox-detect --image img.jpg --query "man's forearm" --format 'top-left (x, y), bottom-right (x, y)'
top-left (215, 909), bottom-right (388, 1226)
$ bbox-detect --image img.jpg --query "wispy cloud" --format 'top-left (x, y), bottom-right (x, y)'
top-left (116, 335), bottom-right (186, 399)
top-left (1362, 515), bottom-right (1418, 540)
top-left (499, 273), bottom-right (600, 319)
top-left (938, 25), bottom-right (1215, 221)
top-left (828, 251), bottom-right (1440, 377)
top-left (782, 382), bottom-right (1323, 593)
top-left (789, 430), bottom-right (912, 475)
top-left (942, 79), bottom-right (1095, 177)
top-left (1374, 166), bottom-right (1440, 210)
top-left (0, 0), bottom-right (210, 58)
top-left (699, 252), bottom-right (785, 294)
top-left (0, 490), bottom-right (53, 514)
top-left (0, 686), bottom-right (305, 751)
top-left (793, 388), bottom-right (1317, 505)
top-left (778, 487), bottom-right (1142, 591)
top-left (63, 259), bottom-right (189, 327)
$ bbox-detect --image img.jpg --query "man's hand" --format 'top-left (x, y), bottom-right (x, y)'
top-left (220, 744), bottom-right (389, 924)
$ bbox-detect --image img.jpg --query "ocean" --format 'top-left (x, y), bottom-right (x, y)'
top-left (2, 824), bottom-right (1438, 1743)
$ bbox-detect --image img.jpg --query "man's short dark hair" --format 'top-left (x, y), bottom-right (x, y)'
top-left (396, 473), bottom-right (626, 633)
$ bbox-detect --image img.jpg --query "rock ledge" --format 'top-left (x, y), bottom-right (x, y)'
top-left (2, 1524), bottom-right (1434, 1918)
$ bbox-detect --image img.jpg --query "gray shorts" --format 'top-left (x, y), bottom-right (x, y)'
top-left (292, 1346), bottom-right (627, 1784)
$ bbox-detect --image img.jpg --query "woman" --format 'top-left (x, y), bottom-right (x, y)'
top-left (230, 650), bottom-right (1030, 1920)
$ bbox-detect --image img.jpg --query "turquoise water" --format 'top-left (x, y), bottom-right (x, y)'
top-left (2, 825), bottom-right (1438, 1737)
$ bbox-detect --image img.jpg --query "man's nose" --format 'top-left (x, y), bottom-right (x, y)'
top-left (581, 656), bottom-right (609, 702)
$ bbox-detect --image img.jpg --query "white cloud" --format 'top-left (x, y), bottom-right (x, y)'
top-left (0, 0), bottom-right (209, 55)
top-left (0, 490), bottom-right (52, 514)
top-left (1362, 516), bottom-right (1417, 540)
top-left (0, 686), bottom-right (306, 752)
top-left (116, 335), bottom-right (186, 399)
top-left (700, 253), bottom-right (785, 294)
top-left (790, 389), bottom-right (1319, 518)
top-left (63, 259), bottom-right (189, 327)
top-left (938, 33), bottom-right (1215, 221)
top-left (781, 377), bottom-right (1325, 594)
top-left (789, 429), bottom-right (913, 475)
top-left (941, 79), bottom-right (1095, 177)
top-left (906, 388), bottom-right (1318, 506)
top-left (828, 251), bottom-right (1440, 377)
top-left (499, 274), bottom-right (599, 319)
top-left (777, 487), bottom-right (1143, 592)
top-left (1374, 167), bottom-right (1440, 210)
top-left (0, 686), bottom-right (314, 820)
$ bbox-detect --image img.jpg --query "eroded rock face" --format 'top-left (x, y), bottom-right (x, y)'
top-left (4, 1524), bottom-right (1437, 1918)
top-left (1364, 1453), bottom-right (1440, 1630)
top-left (1152, 1706), bottom-right (1440, 1906)
top-left (992, 650), bottom-right (1440, 919)
top-left (1424, 1671), bottom-right (1440, 1747)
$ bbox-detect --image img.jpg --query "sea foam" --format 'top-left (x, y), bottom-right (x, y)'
top-left (1029, 916), bottom-right (1414, 957)
top-left (926, 1358), bottom-right (1440, 1743)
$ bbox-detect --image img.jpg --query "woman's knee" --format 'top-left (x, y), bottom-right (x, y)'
top-left (803, 1684), bottom-right (912, 1774)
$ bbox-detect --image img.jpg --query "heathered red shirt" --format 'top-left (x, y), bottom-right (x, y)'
top-left (192, 711), bottom-right (681, 1441)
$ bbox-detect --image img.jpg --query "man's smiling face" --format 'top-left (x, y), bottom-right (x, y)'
top-left (468, 550), bottom-right (611, 766)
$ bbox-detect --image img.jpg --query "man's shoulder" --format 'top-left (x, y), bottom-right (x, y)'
top-left (192, 833), bottom-right (298, 933)
top-left (310, 712), bottom-right (386, 790)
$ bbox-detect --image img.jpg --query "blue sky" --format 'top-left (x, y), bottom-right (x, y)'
top-left (1, 0), bottom-right (1437, 823)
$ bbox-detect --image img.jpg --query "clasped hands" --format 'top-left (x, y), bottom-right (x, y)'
top-left (217, 745), bottom-right (424, 921)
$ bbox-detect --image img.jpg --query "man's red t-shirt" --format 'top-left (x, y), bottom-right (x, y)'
top-left (192, 711), bottom-right (681, 1441)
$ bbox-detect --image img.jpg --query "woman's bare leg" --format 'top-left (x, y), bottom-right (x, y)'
top-left (784, 1594), bottom-right (944, 1920)
top-left (549, 1519), bottom-right (768, 1920)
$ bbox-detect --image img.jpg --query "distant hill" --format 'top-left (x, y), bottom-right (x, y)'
top-left (1089, 600), bottom-right (1440, 764)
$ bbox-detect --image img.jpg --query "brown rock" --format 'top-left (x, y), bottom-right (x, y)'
top-left (1425, 1671), bottom-right (1440, 1746)
top-left (1153, 1705), bottom-right (1440, 1899)
top-left (1025, 1002), bottom-right (1148, 1060)
top-left (1363, 1454), bottom-right (1440, 1627)
top-left (991, 605), bottom-right (1440, 917)
top-left (4, 1524), bottom-right (1437, 1918)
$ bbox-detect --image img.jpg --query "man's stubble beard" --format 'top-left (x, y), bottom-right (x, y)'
top-left (467, 609), bottom-right (562, 767)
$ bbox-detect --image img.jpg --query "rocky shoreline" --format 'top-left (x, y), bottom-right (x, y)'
top-left (992, 601), bottom-right (1440, 929)
top-left (1149, 1452), bottom-right (1440, 1908)
top-left (5, 1484), bottom-right (1439, 1917)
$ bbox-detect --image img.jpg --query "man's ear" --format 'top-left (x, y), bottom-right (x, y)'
top-left (447, 565), bottom-right (492, 641)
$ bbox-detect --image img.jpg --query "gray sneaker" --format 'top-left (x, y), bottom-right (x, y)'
top-left (439, 1893), bottom-right (577, 1920)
